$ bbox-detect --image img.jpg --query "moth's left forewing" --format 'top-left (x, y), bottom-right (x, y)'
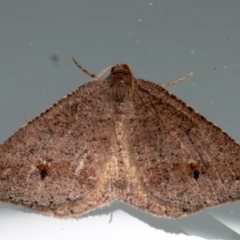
top-left (126, 79), bottom-right (240, 216)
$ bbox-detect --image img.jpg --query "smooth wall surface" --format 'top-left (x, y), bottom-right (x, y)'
top-left (0, 1), bottom-right (240, 240)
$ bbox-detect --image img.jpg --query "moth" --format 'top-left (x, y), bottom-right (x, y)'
top-left (0, 58), bottom-right (239, 218)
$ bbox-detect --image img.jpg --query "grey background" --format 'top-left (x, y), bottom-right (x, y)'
top-left (0, 1), bottom-right (240, 239)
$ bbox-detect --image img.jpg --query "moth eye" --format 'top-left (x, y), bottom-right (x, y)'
top-left (111, 67), bottom-right (115, 72)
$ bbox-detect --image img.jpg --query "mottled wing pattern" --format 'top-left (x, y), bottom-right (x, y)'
top-left (0, 80), bottom-right (115, 217)
top-left (1, 62), bottom-right (240, 219)
top-left (128, 79), bottom-right (240, 213)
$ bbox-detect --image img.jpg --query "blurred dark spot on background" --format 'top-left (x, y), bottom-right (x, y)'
top-left (49, 53), bottom-right (60, 66)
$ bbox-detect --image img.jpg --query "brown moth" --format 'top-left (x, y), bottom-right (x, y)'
top-left (0, 59), bottom-right (240, 218)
